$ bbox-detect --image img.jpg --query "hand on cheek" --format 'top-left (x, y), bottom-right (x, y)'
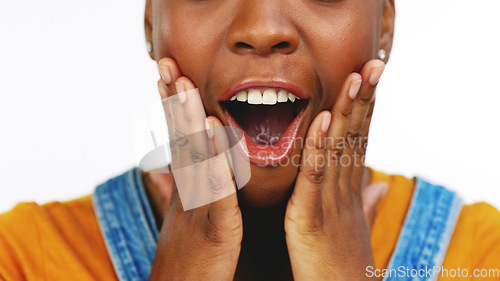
top-left (284, 59), bottom-right (386, 281)
top-left (149, 58), bottom-right (242, 281)
top-left (157, 57), bottom-right (227, 130)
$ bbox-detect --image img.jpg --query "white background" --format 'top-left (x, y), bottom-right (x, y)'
top-left (1, 0), bottom-right (499, 213)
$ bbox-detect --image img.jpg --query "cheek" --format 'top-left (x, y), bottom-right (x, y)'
top-left (160, 23), bottom-right (209, 82)
top-left (309, 13), bottom-right (378, 108)
top-left (153, 5), bottom-right (227, 89)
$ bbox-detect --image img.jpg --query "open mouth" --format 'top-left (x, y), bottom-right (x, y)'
top-left (221, 87), bottom-right (308, 166)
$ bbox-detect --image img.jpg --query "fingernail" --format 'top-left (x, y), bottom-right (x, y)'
top-left (348, 79), bottom-right (363, 100)
top-left (205, 118), bottom-right (213, 138)
top-left (157, 80), bottom-right (168, 99)
top-left (369, 66), bottom-right (385, 86)
top-left (321, 112), bottom-right (331, 133)
top-left (175, 82), bottom-right (187, 104)
top-left (158, 64), bottom-right (172, 84)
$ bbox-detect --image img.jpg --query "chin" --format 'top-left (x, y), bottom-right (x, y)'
top-left (236, 162), bottom-right (298, 208)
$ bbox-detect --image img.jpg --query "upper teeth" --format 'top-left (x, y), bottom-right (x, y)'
top-left (229, 88), bottom-right (300, 105)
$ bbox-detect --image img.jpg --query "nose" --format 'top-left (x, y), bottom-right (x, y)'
top-left (225, 1), bottom-right (299, 56)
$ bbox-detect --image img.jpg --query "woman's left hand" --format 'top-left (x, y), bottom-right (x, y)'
top-left (284, 59), bottom-right (385, 281)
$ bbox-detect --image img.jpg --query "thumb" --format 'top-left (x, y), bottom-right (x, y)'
top-left (362, 181), bottom-right (389, 230)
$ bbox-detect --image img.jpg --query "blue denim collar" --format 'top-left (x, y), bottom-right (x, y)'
top-left (382, 177), bottom-right (463, 281)
top-left (93, 168), bottom-right (462, 281)
top-left (92, 168), bottom-right (158, 281)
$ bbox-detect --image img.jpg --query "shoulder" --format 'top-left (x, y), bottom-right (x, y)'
top-left (0, 196), bottom-right (98, 246)
top-left (369, 167), bottom-right (500, 274)
top-left (444, 202), bottom-right (500, 270)
top-left (0, 202), bottom-right (44, 280)
top-left (0, 196), bottom-right (117, 280)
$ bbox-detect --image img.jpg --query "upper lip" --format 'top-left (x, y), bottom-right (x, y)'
top-left (219, 78), bottom-right (310, 101)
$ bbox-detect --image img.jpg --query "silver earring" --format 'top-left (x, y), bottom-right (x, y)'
top-left (378, 49), bottom-right (386, 61)
top-left (146, 42), bottom-right (153, 53)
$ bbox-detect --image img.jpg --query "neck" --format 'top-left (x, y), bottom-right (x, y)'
top-left (235, 200), bottom-right (293, 281)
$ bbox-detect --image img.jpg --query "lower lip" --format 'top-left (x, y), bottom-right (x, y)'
top-left (224, 108), bottom-right (305, 167)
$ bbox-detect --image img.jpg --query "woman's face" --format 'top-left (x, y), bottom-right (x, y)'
top-left (146, 0), bottom-right (394, 207)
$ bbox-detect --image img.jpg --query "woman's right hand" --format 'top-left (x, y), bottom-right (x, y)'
top-left (148, 57), bottom-right (242, 281)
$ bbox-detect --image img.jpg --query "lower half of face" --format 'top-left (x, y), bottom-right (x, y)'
top-left (153, 0), bottom-right (382, 207)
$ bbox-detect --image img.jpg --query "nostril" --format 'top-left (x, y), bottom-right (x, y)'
top-left (273, 41), bottom-right (290, 50)
top-left (235, 41), bottom-right (290, 51)
top-left (236, 42), bottom-right (253, 49)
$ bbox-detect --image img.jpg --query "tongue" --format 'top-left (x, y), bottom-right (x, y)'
top-left (229, 103), bottom-right (295, 146)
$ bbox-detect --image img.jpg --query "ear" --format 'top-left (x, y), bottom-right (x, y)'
top-left (144, 0), bottom-right (155, 60)
top-left (380, 0), bottom-right (395, 62)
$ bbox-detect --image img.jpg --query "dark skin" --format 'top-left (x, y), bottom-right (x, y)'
top-left (143, 0), bottom-right (396, 280)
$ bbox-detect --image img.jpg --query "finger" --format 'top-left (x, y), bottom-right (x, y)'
top-left (158, 78), bottom-right (183, 167)
top-left (167, 77), bottom-right (212, 211)
top-left (158, 57), bottom-right (183, 98)
top-left (170, 103), bottom-right (234, 214)
top-left (164, 87), bottom-right (191, 170)
top-left (361, 97), bottom-right (376, 143)
top-left (176, 77), bottom-right (206, 136)
top-left (320, 73), bottom-right (362, 202)
top-left (292, 110), bottom-right (332, 218)
top-left (157, 60), bottom-right (218, 213)
top-left (174, 78), bottom-right (213, 211)
top-left (185, 116), bottom-right (230, 216)
top-left (338, 61), bottom-right (384, 199)
top-left (350, 98), bottom-right (376, 197)
top-left (160, 85), bottom-right (182, 170)
top-left (157, 67), bottom-right (187, 170)
top-left (157, 58), bottom-right (188, 149)
top-left (157, 79), bottom-right (168, 100)
top-left (158, 78), bottom-right (182, 169)
top-left (205, 117), bottom-right (241, 229)
top-left (344, 60), bottom-right (385, 196)
top-left (176, 77), bottom-right (214, 163)
top-left (157, 76), bottom-right (178, 161)
top-left (215, 117), bottom-right (252, 192)
top-left (206, 116), bottom-right (230, 157)
top-left (164, 78), bottom-right (205, 171)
